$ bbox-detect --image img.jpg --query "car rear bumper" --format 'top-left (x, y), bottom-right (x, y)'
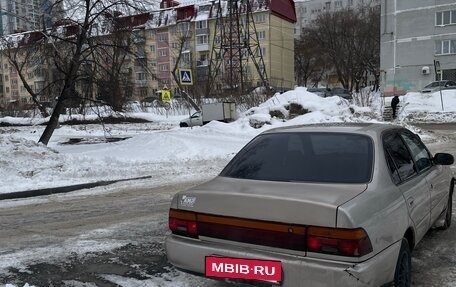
top-left (166, 235), bottom-right (401, 287)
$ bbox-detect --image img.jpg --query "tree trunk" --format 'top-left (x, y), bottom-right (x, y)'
top-left (38, 95), bottom-right (66, 145)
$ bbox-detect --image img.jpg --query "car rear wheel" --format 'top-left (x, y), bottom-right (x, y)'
top-left (394, 239), bottom-right (411, 287)
top-left (180, 122), bottom-right (188, 128)
top-left (442, 190), bottom-right (453, 230)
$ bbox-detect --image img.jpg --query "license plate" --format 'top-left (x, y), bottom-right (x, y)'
top-left (205, 256), bottom-right (282, 283)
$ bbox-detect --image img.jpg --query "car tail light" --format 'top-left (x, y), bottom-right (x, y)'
top-left (169, 209), bottom-right (198, 238)
top-left (197, 214), bottom-right (307, 251)
top-left (307, 227), bottom-right (372, 257)
top-left (168, 209), bottom-right (373, 257)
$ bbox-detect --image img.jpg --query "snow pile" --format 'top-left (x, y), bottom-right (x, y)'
top-left (241, 87), bottom-right (362, 128)
top-left (403, 91), bottom-right (456, 112)
top-left (4, 86), bottom-right (456, 195)
top-left (0, 87), bottom-right (369, 195)
top-left (400, 91), bottom-right (456, 122)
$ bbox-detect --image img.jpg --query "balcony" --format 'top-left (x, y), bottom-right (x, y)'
top-left (135, 80), bottom-right (148, 87)
top-left (196, 43), bottom-right (209, 52)
top-left (197, 59), bottom-right (209, 67)
top-left (196, 66), bottom-right (209, 80)
top-left (195, 28), bottom-right (209, 35)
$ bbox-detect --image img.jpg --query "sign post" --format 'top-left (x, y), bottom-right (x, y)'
top-left (434, 60), bottom-right (444, 111)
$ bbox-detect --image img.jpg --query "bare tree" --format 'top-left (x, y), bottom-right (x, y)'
top-left (1, 0), bottom-right (154, 145)
top-left (295, 36), bottom-right (328, 87)
top-left (1, 35), bottom-right (51, 117)
top-left (170, 21), bottom-right (200, 111)
top-left (89, 15), bottom-right (137, 111)
top-left (300, 5), bottom-right (380, 91)
top-left (356, 5), bottom-right (380, 91)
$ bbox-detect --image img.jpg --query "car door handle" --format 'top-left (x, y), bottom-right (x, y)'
top-left (407, 197), bottom-right (415, 207)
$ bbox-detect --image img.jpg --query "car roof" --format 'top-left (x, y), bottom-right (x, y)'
top-left (262, 123), bottom-right (402, 136)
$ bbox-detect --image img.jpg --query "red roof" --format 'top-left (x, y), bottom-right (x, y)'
top-left (176, 5), bottom-right (195, 21)
top-left (18, 31), bottom-right (45, 47)
top-left (269, 0), bottom-right (296, 23)
top-left (115, 13), bottom-right (151, 30)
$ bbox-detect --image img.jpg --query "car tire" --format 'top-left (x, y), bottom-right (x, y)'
top-left (440, 188), bottom-right (453, 230)
top-left (179, 122), bottom-right (188, 128)
top-left (394, 238), bottom-right (411, 287)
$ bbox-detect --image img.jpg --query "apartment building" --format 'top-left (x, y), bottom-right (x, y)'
top-left (0, 0), bottom-right (63, 36)
top-left (381, 1), bottom-right (456, 96)
top-left (294, 0), bottom-right (380, 38)
top-left (0, 0), bottom-right (296, 108)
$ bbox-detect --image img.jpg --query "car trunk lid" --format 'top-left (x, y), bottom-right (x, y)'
top-left (177, 176), bottom-right (368, 227)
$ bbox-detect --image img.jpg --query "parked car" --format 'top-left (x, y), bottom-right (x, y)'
top-left (307, 87), bottom-right (332, 98)
top-left (166, 123), bottom-right (454, 287)
top-left (421, 80), bottom-right (456, 93)
top-left (331, 87), bottom-right (353, 100)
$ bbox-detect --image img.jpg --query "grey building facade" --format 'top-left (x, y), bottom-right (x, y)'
top-left (0, 0), bottom-right (63, 36)
top-left (381, 0), bottom-right (456, 96)
top-left (294, 0), bottom-right (380, 38)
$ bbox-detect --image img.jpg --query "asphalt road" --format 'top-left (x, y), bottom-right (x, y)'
top-left (1, 124), bottom-right (456, 287)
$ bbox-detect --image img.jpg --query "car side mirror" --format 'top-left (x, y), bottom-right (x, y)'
top-left (433, 153), bottom-right (454, 165)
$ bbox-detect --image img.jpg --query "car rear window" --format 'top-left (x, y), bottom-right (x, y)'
top-left (220, 132), bottom-right (373, 183)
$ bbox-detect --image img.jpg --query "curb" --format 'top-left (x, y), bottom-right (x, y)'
top-left (0, 176), bottom-right (152, 200)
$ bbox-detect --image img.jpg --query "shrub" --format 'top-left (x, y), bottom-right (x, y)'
top-left (269, 109), bottom-right (286, 119)
top-left (289, 103), bottom-right (309, 118)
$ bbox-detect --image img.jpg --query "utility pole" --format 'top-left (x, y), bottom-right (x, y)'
top-left (207, 0), bottom-right (269, 98)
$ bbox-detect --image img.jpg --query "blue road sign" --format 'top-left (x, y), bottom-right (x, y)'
top-left (179, 69), bottom-right (193, 85)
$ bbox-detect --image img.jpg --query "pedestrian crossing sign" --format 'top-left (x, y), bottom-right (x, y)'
top-left (179, 69), bottom-right (193, 86)
top-left (161, 89), bottom-right (171, 103)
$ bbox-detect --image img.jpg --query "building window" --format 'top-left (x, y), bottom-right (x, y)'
top-left (159, 64), bottom-right (169, 71)
top-left (4, 75), bottom-right (8, 81)
top-left (436, 10), bottom-right (456, 26)
top-left (136, 72), bottom-right (146, 81)
top-left (183, 52), bottom-right (191, 63)
top-left (150, 45), bottom-right (155, 52)
top-left (257, 31), bottom-right (266, 40)
top-left (196, 35), bottom-right (208, 45)
top-left (139, 88), bottom-right (148, 97)
top-left (256, 47), bottom-right (266, 57)
top-left (178, 22), bottom-right (190, 34)
top-left (159, 49), bottom-right (168, 56)
top-left (335, 1), bottom-right (342, 8)
top-left (158, 33), bottom-right (167, 42)
top-left (435, 39), bottom-right (456, 55)
top-left (241, 49), bottom-right (248, 57)
top-left (255, 13), bottom-right (266, 23)
top-left (195, 20), bottom-right (207, 29)
top-left (35, 81), bottom-right (45, 92)
top-left (325, 2), bottom-right (331, 10)
top-left (348, 0), bottom-right (353, 6)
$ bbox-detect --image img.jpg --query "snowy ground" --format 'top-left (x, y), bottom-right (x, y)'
top-left (5, 87), bottom-right (456, 195)
top-left (2, 87), bottom-right (456, 287)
